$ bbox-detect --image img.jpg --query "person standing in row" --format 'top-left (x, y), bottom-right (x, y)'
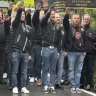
top-left (11, 4), bottom-right (33, 94)
top-left (63, 8), bottom-right (86, 93)
top-left (41, 5), bottom-right (61, 93)
top-left (0, 10), bottom-right (10, 84)
top-left (30, 3), bottom-right (42, 85)
top-left (80, 14), bottom-right (96, 90)
top-left (55, 13), bottom-right (66, 89)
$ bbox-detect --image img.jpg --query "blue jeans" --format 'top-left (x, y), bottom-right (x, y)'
top-left (42, 47), bottom-right (58, 86)
top-left (29, 44), bottom-right (42, 79)
top-left (11, 51), bottom-right (29, 87)
top-left (68, 52), bottom-right (85, 88)
top-left (55, 50), bottom-right (65, 85)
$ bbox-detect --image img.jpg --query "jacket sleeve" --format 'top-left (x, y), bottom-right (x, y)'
top-left (26, 13), bottom-right (32, 26)
top-left (57, 27), bottom-right (62, 52)
top-left (44, 9), bottom-right (48, 14)
top-left (90, 29), bottom-right (96, 41)
top-left (32, 10), bottom-right (40, 27)
top-left (12, 8), bottom-right (22, 28)
top-left (41, 10), bottom-right (50, 27)
top-left (63, 14), bottom-right (70, 31)
top-left (7, 9), bottom-right (12, 26)
top-left (4, 20), bottom-right (10, 36)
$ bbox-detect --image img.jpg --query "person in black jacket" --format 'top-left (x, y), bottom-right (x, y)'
top-left (3, 3), bottom-right (13, 79)
top-left (41, 6), bottom-right (61, 93)
top-left (54, 13), bottom-right (66, 89)
top-left (29, 3), bottom-right (43, 85)
top-left (80, 14), bottom-right (96, 90)
top-left (63, 8), bottom-right (86, 93)
top-left (11, 4), bottom-right (33, 94)
top-left (0, 11), bottom-right (10, 84)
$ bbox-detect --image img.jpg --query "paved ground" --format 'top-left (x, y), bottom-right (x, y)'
top-left (0, 82), bottom-right (94, 96)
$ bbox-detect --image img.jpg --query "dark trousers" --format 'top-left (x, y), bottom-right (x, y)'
top-left (3, 54), bottom-right (8, 73)
top-left (29, 44), bottom-right (42, 79)
top-left (0, 48), bottom-right (6, 81)
top-left (7, 53), bottom-right (12, 85)
top-left (62, 56), bottom-right (69, 80)
top-left (81, 52), bottom-right (94, 86)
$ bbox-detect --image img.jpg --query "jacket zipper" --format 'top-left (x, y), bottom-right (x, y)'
top-left (17, 34), bottom-right (21, 42)
top-left (23, 37), bottom-right (28, 51)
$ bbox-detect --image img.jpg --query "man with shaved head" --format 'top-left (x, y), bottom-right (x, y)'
top-left (63, 8), bottom-right (86, 93)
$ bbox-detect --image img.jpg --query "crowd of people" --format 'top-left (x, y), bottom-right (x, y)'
top-left (0, 1), bottom-right (96, 94)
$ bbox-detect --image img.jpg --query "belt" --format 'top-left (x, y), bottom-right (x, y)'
top-left (13, 49), bottom-right (28, 53)
top-left (49, 46), bottom-right (54, 49)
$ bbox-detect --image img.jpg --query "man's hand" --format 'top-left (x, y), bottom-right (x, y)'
top-left (65, 7), bottom-right (71, 14)
top-left (48, 4), bottom-right (55, 12)
top-left (18, 1), bottom-right (25, 10)
top-left (64, 52), bottom-right (67, 57)
top-left (43, 0), bottom-right (49, 9)
top-left (84, 52), bottom-right (86, 56)
top-left (9, 2), bottom-right (13, 10)
top-left (36, 3), bottom-right (41, 10)
top-left (29, 55), bottom-right (32, 60)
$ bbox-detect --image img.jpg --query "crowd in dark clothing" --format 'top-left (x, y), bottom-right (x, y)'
top-left (0, 3), bottom-right (96, 94)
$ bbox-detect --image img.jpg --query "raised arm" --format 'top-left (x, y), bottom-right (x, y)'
top-left (12, 3), bottom-right (25, 28)
top-left (4, 16), bottom-right (10, 35)
top-left (63, 8), bottom-right (70, 30)
top-left (40, 10), bottom-right (50, 27)
top-left (32, 3), bottom-right (41, 27)
top-left (12, 8), bottom-right (22, 28)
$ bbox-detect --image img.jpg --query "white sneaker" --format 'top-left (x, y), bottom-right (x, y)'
top-left (50, 86), bottom-right (56, 93)
top-left (76, 88), bottom-right (82, 93)
top-left (43, 85), bottom-right (49, 93)
top-left (21, 87), bottom-right (30, 93)
top-left (61, 79), bottom-right (64, 83)
top-left (12, 87), bottom-right (18, 93)
top-left (3, 73), bottom-right (7, 79)
top-left (30, 77), bottom-right (34, 83)
top-left (71, 88), bottom-right (76, 93)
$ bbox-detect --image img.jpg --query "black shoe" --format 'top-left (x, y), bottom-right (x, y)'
top-left (9, 86), bottom-right (13, 90)
top-left (80, 85), bottom-right (84, 89)
top-left (55, 84), bottom-right (64, 90)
